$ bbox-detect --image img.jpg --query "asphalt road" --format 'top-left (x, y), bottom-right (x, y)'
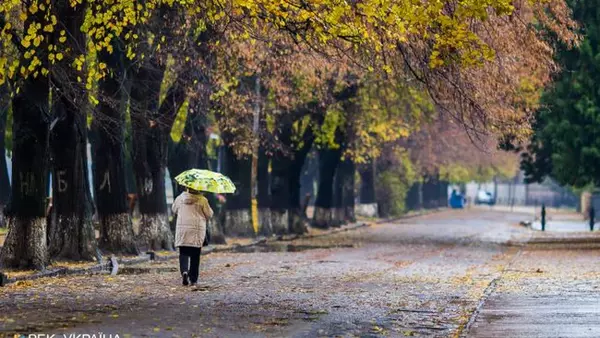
top-left (1, 209), bottom-right (598, 337)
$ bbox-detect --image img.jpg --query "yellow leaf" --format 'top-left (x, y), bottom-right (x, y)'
top-left (29, 3), bottom-right (38, 14)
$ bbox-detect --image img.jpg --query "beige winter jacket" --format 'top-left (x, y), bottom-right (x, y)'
top-left (172, 192), bottom-right (214, 248)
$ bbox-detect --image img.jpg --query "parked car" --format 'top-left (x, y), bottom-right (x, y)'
top-left (475, 190), bottom-right (495, 205)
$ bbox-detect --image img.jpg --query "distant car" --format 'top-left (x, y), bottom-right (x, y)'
top-left (475, 190), bottom-right (495, 205)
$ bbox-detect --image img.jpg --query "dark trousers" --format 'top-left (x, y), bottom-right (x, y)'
top-left (179, 246), bottom-right (201, 283)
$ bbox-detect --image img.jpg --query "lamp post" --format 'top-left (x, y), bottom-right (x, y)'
top-left (250, 76), bottom-right (260, 235)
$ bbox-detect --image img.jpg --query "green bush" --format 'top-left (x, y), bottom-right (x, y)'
top-left (376, 150), bottom-right (417, 217)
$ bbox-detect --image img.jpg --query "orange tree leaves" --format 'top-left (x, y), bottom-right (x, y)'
top-left (0, 0), bottom-right (579, 162)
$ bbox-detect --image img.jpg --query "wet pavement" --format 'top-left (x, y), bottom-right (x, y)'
top-left (468, 247), bottom-right (600, 338)
top-left (1, 209), bottom-right (599, 337)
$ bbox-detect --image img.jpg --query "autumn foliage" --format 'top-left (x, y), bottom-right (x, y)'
top-left (0, 0), bottom-right (579, 268)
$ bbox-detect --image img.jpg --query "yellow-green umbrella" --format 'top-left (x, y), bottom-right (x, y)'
top-left (174, 169), bottom-right (236, 194)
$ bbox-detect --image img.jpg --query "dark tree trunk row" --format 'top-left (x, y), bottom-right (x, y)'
top-left (332, 158), bottom-right (355, 226)
top-left (405, 182), bottom-right (424, 211)
top-left (313, 83), bottom-right (359, 229)
top-left (270, 115), bottom-right (316, 235)
top-left (93, 38), bottom-right (138, 255)
top-left (223, 143), bottom-right (254, 237)
top-left (287, 136), bottom-right (315, 234)
top-left (313, 147), bottom-right (342, 228)
top-left (422, 174), bottom-right (447, 209)
top-left (339, 158), bottom-right (356, 223)
top-left (129, 60), bottom-right (176, 251)
top-left (357, 161), bottom-right (378, 217)
top-left (359, 162), bottom-right (376, 204)
top-left (1, 4), bottom-right (51, 269)
top-left (48, 2), bottom-right (99, 261)
top-left (270, 122), bottom-right (293, 235)
top-left (299, 151), bottom-right (318, 209)
top-left (0, 83), bottom-right (10, 228)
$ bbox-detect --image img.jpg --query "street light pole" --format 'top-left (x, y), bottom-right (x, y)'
top-left (250, 76), bottom-right (260, 235)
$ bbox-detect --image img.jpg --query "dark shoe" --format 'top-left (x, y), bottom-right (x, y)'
top-left (182, 272), bottom-right (190, 286)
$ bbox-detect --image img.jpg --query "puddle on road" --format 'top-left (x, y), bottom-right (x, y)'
top-left (232, 243), bottom-right (356, 253)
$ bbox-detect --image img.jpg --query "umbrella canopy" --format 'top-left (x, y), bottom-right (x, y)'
top-left (174, 169), bottom-right (236, 194)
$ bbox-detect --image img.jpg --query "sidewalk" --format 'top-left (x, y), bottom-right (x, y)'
top-left (466, 237), bottom-right (600, 338)
top-left (0, 220), bottom-right (372, 286)
top-left (511, 212), bottom-right (600, 246)
top-left (0, 208), bottom-right (449, 286)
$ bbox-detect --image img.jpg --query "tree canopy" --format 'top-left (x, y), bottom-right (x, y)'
top-left (521, 0), bottom-right (600, 187)
top-left (0, 1), bottom-right (577, 144)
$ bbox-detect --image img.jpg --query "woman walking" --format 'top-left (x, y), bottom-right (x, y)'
top-left (172, 188), bottom-right (214, 286)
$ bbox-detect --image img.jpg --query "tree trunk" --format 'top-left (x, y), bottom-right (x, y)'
top-left (289, 132), bottom-right (316, 234)
top-left (439, 180), bottom-right (449, 207)
top-left (124, 116), bottom-right (138, 219)
top-left (332, 162), bottom-right (345, 227)
top-left (313, 148), bottom-right (342, 228)
top-left (269, 119), bottom-right (292, 235)
top-left (341, 159), bottom-right (356, 223)
top-left (46, 3), bottom-right (99, 262)
top-left (129, 62), bottom-right (179, 251)
top-left (257, 150), bottom-right (272, 236)
top-left (93, 42), bottom-right (138, 255)
top-left (223, 144), bottom-right (253, 237)
top-left (0, 14), bottom-right (50, 268)
top-left (299, 151), bottom-right (318, 208)
top-left (0, 83), bottom-right (10, 228)
top-left (271, 123), bottom-right (315, 235)
top-left (49, 117), bottom-right (97, 261)
top-left (271, 149), bottom-right (291, 235)
top-left (357, 161), bottom-right (377, 217)
top-left (422, 176), bottom-right (435, 209)
top-left (332, 158), bottom-right (355, 226)
top-left (417, 181), bottom-right (423, 210)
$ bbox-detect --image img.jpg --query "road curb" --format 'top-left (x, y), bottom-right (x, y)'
top-left (0, 255), bottom-right (150, 286)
